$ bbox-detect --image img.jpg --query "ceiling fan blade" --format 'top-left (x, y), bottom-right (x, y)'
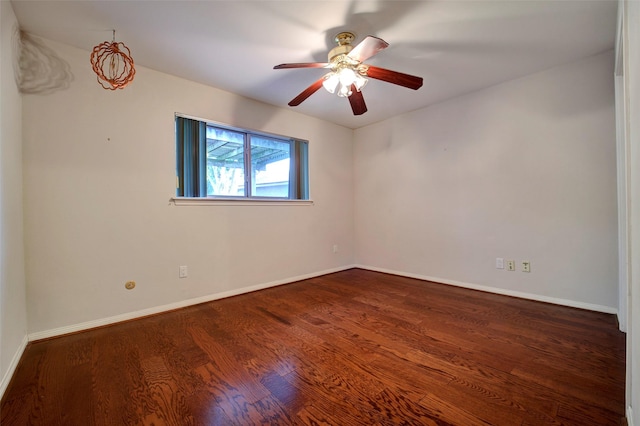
top-left (274, 63), bottom-right (330, 69)
top-left (348, 85), bottom-right (367, 115)
top-left (347, 36), bottom-right (389, 63)
top-left (365, 65), bottom-right (423, 90)
top-left (288, 77), bottom-right (325, 106)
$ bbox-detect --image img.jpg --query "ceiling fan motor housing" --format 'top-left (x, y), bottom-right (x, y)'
top-left (328, 31), bottom-right (356, 62)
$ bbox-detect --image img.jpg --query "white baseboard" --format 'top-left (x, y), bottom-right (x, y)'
top-left (25, 263), bottom-right (619, 340)
top-left (618, 313), bottom-right (627, 333)
top-left (28, 264), bottom-right (357, 342)
top-left (354, 265), bottom-right (618, 315)
top-left (0, 334), bottom-right (28, 400)
top-left (628, 406), bottom-right (634, 426)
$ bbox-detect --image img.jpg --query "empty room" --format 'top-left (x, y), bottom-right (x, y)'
top-left (1, 0), bottom-right (639, 425)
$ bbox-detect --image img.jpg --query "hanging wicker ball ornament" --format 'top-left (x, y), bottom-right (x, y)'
top-left (90, 35), bottom-right (135, 90)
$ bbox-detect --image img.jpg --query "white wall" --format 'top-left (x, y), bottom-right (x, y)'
top-left (22, 39), bottom-right (354, 336)
top-left (354, 50), bottom-right (618, 311)
top-left (0, 0), bottom-right (28, 396)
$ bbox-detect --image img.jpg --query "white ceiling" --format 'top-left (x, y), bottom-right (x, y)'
top-left (10, 0), bottom-right (617, 129)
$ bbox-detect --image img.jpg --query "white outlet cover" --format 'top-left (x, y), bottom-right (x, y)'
top-left (179, 265), bottom-right (188, 278)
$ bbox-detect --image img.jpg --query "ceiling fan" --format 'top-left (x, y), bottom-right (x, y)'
top-left (274, 32), bottom-right (423, 116)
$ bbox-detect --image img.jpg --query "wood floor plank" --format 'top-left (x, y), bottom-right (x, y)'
top-left (417, 391), bottom-right (497, 426)
top-left (1, 269), bottom-right (626, 425)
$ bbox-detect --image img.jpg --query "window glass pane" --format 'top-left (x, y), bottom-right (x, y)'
top-left (250, 136), bottom-right (291, 198)
top-left (206, 126), bottom-right (245, 196)
top-left (177, 116), bottom-right (308, 200)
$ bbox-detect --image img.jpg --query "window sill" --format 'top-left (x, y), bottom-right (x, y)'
top-left (171, 197), bottom-right (314, 206)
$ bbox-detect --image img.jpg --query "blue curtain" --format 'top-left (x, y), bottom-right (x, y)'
top-left (176, 117), bottom-right (206, 197)
top-left (290, 139), bottom-right (309, 200)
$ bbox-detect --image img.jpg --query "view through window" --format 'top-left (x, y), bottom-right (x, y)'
top-left (176, 116), bottom-right (309, 200)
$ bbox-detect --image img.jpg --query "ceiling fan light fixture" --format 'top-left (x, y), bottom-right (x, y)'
top-left (323, 65), bottom-right (368, 98)
top-left (338, 83), bottom-right (352, 98)
top-left (338, 67), bottom-right (357, 87)
top-left (353, 72), bottom-right (368, 91)
top-left (322, 72), bottom-right (339, 94)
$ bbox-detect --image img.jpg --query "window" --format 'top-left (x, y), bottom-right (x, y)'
top-left (175, 115), bottom-right (309, 200)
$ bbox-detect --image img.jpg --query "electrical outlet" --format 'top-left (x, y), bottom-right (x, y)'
top-left (179, 265), bottom-right (188, 278)
top-left (496, 258), bottom-right (504, 269)
top-left (506, 260), bottom-right (516, 271)
top-left (522, 261), bottom-right (531, 273)
top-left (332, 244), bottom-right (339, 253)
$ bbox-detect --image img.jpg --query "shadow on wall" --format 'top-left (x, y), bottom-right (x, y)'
top-left (12, 28), bottom-right (73, 95)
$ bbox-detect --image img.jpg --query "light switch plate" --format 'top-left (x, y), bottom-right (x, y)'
top-left (179, 265), bottom-right (188, 278)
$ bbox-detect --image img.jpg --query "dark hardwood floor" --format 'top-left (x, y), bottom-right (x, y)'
top-left (1, 269), bottom-right (626, 425)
